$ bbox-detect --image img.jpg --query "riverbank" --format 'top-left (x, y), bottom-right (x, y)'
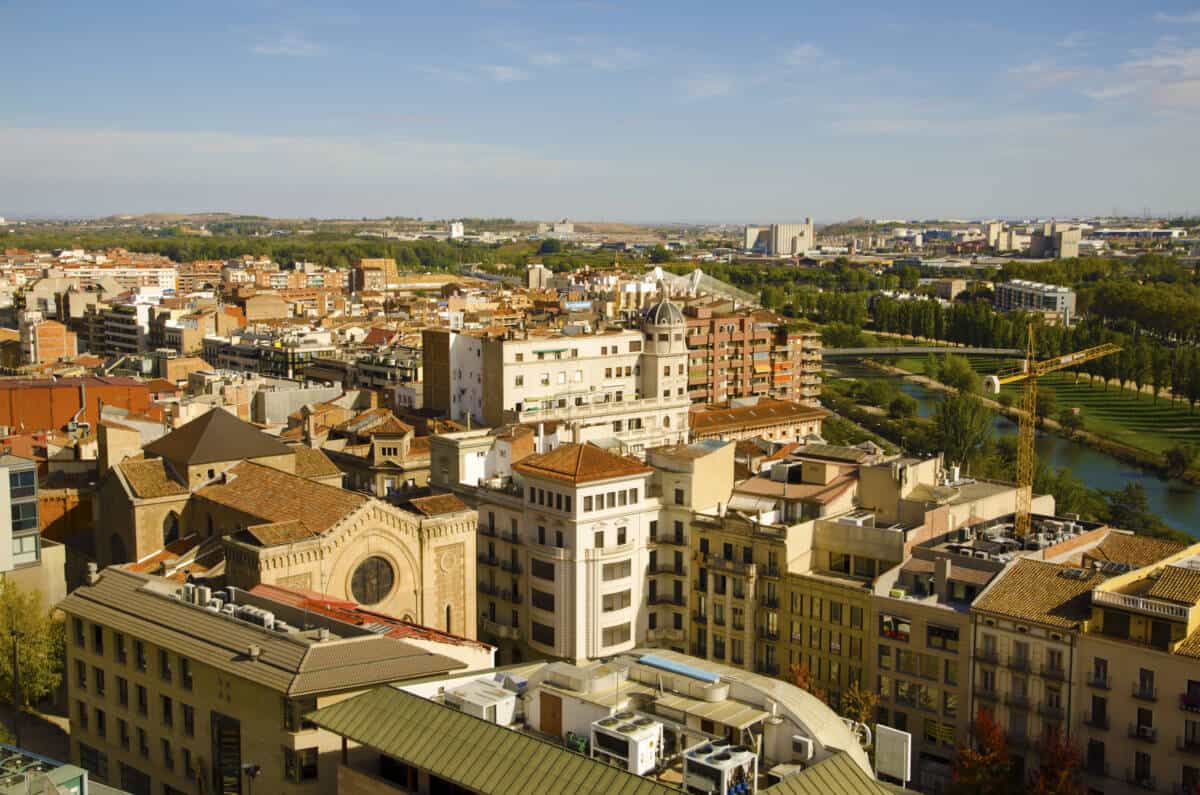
top-left (859, 359), bottom-right (1200, 487)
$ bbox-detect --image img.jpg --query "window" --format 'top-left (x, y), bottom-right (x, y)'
top-left (584, 496), bottom-right (593, 512)
top-left (617, 527), bottom-right (627, 545)
top-left (602, 591), bottom-right (631, 612)
top-left (514, 375), bottom-right (524, 387)
top-left (927, 625), bottom-right (960, 652)
top-left (76, 700), bottom-right (89, 731)
top-left (555, 530), bottom-right (563, 548)
top-left (95, 707), bottom-right (106, 738)
top-left (674, 488), bottom-right (684, 505)
top-left (180, 657), bottom-right (193, 690)
top-left (880, 614), bottom-right (910, 642)
top-left (350, 556), bottom-right (395, 605)
top-left (531, 622), bottom-right (555, 646)
top-left (537, 525), bottom-right (546, 544)
top-left (602, 623), bottom-right (632, 647)
top-left (119, 718), bottom-right (130, 750)
top-left (77, 743), bottom-right (108, 782)
top-left (184, 748), bottom-right (194, 780)
top-left (135, 640), bottom-right (147, 672)
top-left (515, 353), bottom-right (524, 362)
top-left (9, 469), bottom-right (34, 498)
top-left (10, 501), bottom-right (36, 532)
top-left (603, 560), bottom-right (632, 581)
top-left (285, 747), bottom-right (319, 782)
top-left (158, 649), bottom-right (172, 682)
top-left (91, 624), bottom-right (105, 655)
top-left (850, 606), bottom-right (863, 629)
top-left (594, 531), bottom-right (604, 548)
top-left (532, 589), bottom-right (555, 611)
top-left (183, 703), bottom-right (195, 736)
top-left (75, 660), bottom-right (87, 689)
top-left (161, 695), bottom-right (173, 727)
top-left (73, 618), bottom-right (85, 647)
top-left (117, 676), bottom-right (128, 707)
top-left (162, 738), bottom-right (174, 771)
top-left (136, 685), bottom-right (147, 716)
top-left (531, 559), bottom-right (555, 581)
top-left (94, 667), bottom-right (106, 696)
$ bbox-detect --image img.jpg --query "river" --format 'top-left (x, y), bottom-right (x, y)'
top-left (831, 365), bottom-right (1200, 535)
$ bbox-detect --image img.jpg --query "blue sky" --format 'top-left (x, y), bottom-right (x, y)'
top-left (2, 1), bottom-right (1200, 222)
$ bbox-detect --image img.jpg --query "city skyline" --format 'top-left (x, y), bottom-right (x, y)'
top-left (3, 1), bottom-right (1200, 220)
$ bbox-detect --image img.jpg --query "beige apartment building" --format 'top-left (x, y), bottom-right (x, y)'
top-left (1077, 541), bottom-right (1200, 795)
top-left (61, 567), bottom-right (476, 795)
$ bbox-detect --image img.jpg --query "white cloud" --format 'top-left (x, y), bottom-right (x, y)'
top-left (784, 42), bottom-right (824, 65)
top-left (1153, 10), bottom-right (1200, 23)
top-left (1085, 45), bottom-right (1200, 107)
top-left (0, 127), bottom-right (600, 185)
top-left (251, 33), bottom-right (325, 57)
top-left (529, 52), bottom-right (566, 67)
top-left (681, 76), bottom-right (735, 99)
top-left (481, 64), bottom-right (531, 82)
top-left (586, 47), bottom-right (644, 71)
top-left (1057, 31), bottom-right (1093, 49)
top-left (1010, 59), bottom-right (1089, 87)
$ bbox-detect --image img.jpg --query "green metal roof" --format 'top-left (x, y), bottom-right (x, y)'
top-left (307, 686), bottom-right (678, 795)
top-left (308, 685), bottom-right (903, 795)
top-left (762, 751), bottom-right (905, 795)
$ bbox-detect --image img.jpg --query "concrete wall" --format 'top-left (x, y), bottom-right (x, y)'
top-left (251, 384), bottom-right (343, 426)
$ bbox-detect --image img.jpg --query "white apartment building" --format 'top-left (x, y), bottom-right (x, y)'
top-left (424, 299), bottom-right (691, 455)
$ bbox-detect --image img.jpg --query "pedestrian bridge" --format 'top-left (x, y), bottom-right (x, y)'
top-left (823, 346), bottom-right (1023, 357)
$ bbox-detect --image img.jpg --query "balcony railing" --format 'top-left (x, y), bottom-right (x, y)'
top-left (1125, 770), bottom-right (1156, 791)
top-left (650, 562), bottom-right (686, 576)
top-left (761, 595), bottom-right (780, 609)
top-left (1005, 693), bottom-right (1031, 710)
top-left (1129, 724), bottom-right (1158, 743)
top-left (479, 618), bottom-right (521, 641)
top-left (1084, 712), bottom-right (1110, 730)
top-left (693, 612), bottom-right (707, 625)
top-left (500, 560), bottom-right (522, 574)
top-left (977, 648), bottom-right (1000, 665)
top-left (646, 627), bottom-right (685, 643)
top-left (1132, 684), bottom-right (1158, 702)
top-left (1008, 656), bottom-right (1032, 673)
top-left (650, 534), bottom-right (687, 547)
top-left (1181, 693), bottom-right (1200, 713)
top-left (974, 686), bottom-right (999, 702)
top-left (758, 627), bottom-right (780, 641)
top-left (648, 594), bottom-right (685, 606)
top-left (705, 555), bottom-right (756, 576)
top-left (1041, 664), bottom-right (1067, 681)
top-left (1177, 737), bottom-right (1200, 755)
top-left (1094, 589), bottom-right (1190, 620)
top-left (1088, 673), bottom-right (1111, 690)
top-left (1039, 702), bottom-right (1065, 721)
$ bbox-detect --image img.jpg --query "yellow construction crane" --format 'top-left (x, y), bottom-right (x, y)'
top-left (984, 325), bottom-right (1120, 537)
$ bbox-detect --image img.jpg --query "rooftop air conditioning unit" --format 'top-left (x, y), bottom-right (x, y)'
top-left (792, 735), bottom-right (815, 761)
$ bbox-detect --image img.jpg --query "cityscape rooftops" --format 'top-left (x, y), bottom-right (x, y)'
top-left (973, 558), bottom-right (1107, 628)
top-left (513, 442), bottom-right (653, 484)
top-left (144, 407), bottom-right (289, 466)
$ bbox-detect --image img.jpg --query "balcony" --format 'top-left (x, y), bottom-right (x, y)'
top-left (650, 562), bottom-right (686, 576)
top-left (1132, 683), bottom-right (1158, 702)
top-left (761, 564), bottom-right (781, 579)
top-left (1181, 693), bottom-right (1200, 713)
top-left (480, 618), bottom-right (521, 641)
top-left (705, 555), bottom-right (756, 576)
top-left (1038, 702), bottom-right (1065, 721)
top-left (1177, 737), bottom-right (1200, 755)
top-left (1094, 589), bottom-right (1190, 620)
top-left (1005, 693), bottom-right (1031, 711)
top-left (974, 686), bottom-right (999, 703)
top-left (693, 612), bottom-right (707, 625)
top-left (1125, 770), bottom-right (1156, 791)
top-left (650, 534), bottom-right (687, 547)
top-left (502, 532), bottom-right (521, 544)
top-left (1087, 673), bottom-right (1111, 690)
top-left (758, 627), bottom-right (780, 642)
top-left (1041, 664), bottom-right (1066, 682)
top-left (648, 594), bottom-right (685, 606)
top-left (477, 554), bottom-right (499, 567)
top-left (1084, 712), bottom-right (1110, 731)
top-left (1007, 656), bottom-right (1032, 673)
top-left (977, 648), bottom-right (1000, 665)
top-left (499, 560), bottom-right (523, 574)
top-left (1129, 724), bottom-right (1158, 743)
top-left (479, 525), bottom-right (499, 538)
top-left (761, 595), bottom-right (780, 609)
top-left (646, 627), bottom-right (685, 644)
top-left (479, 581), bottom-right (499, 596)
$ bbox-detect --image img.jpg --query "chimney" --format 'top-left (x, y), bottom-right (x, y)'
top-left (247, 644), bottom-right (261, 662)
top-left (86, 562), bottom-right (99, 586)
top-left (317, 628), bottom-right (330, 642)
top-left (934, 557), bottom-right (952, 602)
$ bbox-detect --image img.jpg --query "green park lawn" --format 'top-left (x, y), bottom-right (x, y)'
top-left (885, 353), bottom-right (1200, 455)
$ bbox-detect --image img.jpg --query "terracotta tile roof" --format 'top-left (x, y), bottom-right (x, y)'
top-left (513, 442), bottom-right (652, 484)
top-left (249, 583), bottom-right (492, 650)
top-left (197, 461), bottom-right (367, 536)
top-left (1086, 532), bottom-right (1187, 569)
top-left (405, 494), bottom-right (468, 517)
top-left (1172, 627), bottom-right (1200, 659)
top-left (244, 520), bottom-right (318, 546)
top-left (1147, 566), bottom-right (1200, 604)
top-left (691, 399), bottom-right (828, 436)
top-left (119, 458), bottom-right (188, 499)
top-left (291, 445), bottom-right (342, 479)
top-left (973, 558), bottom-right (1106, 628)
